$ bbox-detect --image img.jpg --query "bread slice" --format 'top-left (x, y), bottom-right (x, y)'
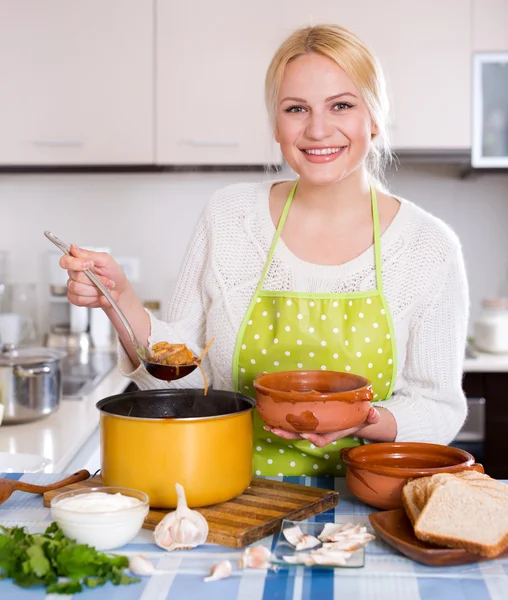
top-left (402, 474), bottom-right (456, 525)
top-left (414, 478), bottom-right (508, 557)
top-left (454, 471), bottom-right (508, 498)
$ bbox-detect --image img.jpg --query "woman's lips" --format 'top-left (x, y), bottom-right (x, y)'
top-left (300, 146), bottom-right (347, 163)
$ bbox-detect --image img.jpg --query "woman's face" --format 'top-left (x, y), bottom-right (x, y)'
top-left (275, 53), bottom-right (377, 186)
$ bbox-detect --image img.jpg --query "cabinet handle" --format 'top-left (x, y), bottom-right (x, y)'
top-left (178, 139), bottom-right (239, 148)
top-left (32, 140), bottom-right (83, 148)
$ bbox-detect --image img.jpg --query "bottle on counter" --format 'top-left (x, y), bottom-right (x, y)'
top-left (473, 298), bottom-right (508, 354)
top-left (143, 300), bottom-right (161, 320)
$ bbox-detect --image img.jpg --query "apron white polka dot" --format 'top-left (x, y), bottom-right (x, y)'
top-left (233, 182), bottom-right (397, 476)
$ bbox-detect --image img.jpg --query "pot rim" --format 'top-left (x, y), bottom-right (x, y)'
top-left (340, 442), bottom-right (476, 478)
top-left (0, 344), bottom-right (66, 367)
top-left (253, 369), bottom-right (372, 402)
top-left (96, 388), bottom-right (256, 422)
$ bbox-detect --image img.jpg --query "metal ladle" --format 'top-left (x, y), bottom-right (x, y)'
top-left (44, 231), bottom-right (198, 382)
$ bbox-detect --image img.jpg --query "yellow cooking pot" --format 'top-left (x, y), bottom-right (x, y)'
top-left (96, 389), bottom-right (255, 508)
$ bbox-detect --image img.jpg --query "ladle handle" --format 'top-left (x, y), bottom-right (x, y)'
top-left (12, 469), bottom-right (90, 494)
top-left (44, 231), bottom-right (139, 349)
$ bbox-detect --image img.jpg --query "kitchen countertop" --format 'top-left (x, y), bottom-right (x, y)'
top-left (0, 366), bottom-right (129, 474)
top-left (1, 474), bottom-right (507, 599)
top-left (0, 347), bottom-right (505, 476)
top-left (463, 350), bottom-right (508, 373)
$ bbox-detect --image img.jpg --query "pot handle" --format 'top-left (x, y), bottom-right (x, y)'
top-left (356, 389), bottom-right (374, 401)
top-left (340, 447), bottom-right (353, 462)
top-left (14, 366), bottom-right (51, 378)
top-left (466, 462), bottom-right (485, 474)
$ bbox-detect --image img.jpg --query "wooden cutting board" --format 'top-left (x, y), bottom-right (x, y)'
top-left (43, 477), bottom-right (338, 548)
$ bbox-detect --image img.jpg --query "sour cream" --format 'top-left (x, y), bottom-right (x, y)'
top-left (51, 487), bottom-right (149, 550)
top-left (55, 491), bottom-right (143, 513)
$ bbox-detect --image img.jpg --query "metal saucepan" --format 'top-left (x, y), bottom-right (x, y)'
top-left (0, 344), bottom-right (66, 424)
top-left (44, 231), bottom-right (198, 382)
top-left (97, 389), bottom-right (255, 508)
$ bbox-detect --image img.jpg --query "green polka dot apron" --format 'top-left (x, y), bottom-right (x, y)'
top-left (232, 181), bottom-right (397, 476)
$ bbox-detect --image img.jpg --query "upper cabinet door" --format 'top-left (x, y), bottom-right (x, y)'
top-left (272, 0), bottom-right (472, 151)
top-left (386, 0), bottom-right (471, 150)
top-left (156, 0), bottom-right (283, 165)
top-left (0, 1), bottom-right (154, 165)
top-left (473, 0), bottom-right (508, 51)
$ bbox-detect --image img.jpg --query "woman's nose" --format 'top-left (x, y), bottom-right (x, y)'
top-left (305, 111), bottom-right (333, 140)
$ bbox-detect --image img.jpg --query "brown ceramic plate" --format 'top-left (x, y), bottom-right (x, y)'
top-left (369, 509), bottom-right (508, 566)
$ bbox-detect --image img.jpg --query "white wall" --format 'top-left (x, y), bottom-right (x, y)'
top-left (1, 164), bottom-right (508, 335)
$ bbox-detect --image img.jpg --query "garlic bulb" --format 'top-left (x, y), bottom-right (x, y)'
top-left (154, 482), bottom-right (209, 551)
top-left (204, 560), bottom-right (232, 582)
top-left (129, 555), bottom-right (156, 576)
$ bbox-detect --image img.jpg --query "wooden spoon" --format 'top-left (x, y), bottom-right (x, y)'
top-left (0, 469), bottom-right (90, 505)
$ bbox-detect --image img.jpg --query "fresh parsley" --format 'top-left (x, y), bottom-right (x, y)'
top-left (0, 522), bottom-right (140, 594)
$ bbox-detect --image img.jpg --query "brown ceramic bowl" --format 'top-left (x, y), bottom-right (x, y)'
top-left (253, 370), bottom-right (373, 434)
top-left (340, 442), bottom-right (484, 510)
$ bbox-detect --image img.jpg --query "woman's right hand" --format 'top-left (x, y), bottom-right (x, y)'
top-left (60, 245), bottom-right (130, 309)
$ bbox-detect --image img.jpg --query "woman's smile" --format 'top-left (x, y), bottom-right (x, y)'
top-left (301, 145), bottom-right (348, 163)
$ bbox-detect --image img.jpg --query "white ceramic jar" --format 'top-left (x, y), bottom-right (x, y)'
top-left (473, 298), bottom-right (508, 354)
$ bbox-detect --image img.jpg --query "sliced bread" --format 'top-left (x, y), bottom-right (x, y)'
top-left (413, 477), bottom-right (508, 557)
top-left (402, 473), bottom-right (456, 525)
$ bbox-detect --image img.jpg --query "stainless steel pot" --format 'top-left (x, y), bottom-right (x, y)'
top-left (0, 344), bottom-right (66, 424)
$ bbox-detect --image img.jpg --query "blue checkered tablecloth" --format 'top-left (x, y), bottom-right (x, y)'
top-left (1, 473), bottom-right (507, 599)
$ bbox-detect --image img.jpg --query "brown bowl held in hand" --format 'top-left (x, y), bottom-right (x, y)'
top-left (253, 370), bottom-right (373, 434)
top-left (340, 442), bottom-right (484, 510)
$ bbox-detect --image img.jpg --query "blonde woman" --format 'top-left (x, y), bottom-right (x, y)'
top-left (60, 25), bottom-right (469, 476)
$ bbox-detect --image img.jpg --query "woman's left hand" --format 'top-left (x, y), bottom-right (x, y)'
top-left (263, 407), bottom-right (381, 447)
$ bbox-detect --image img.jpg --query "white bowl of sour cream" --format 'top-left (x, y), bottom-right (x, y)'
top-left (50, 486), bottom-right (149, 550)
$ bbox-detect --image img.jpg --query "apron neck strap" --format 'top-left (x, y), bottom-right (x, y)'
top-left (370, 185), bottom-right (383, 291)
top-left (258, 181), bottom-right (384, 292)
top-left (255, 181), bottom-right (298, 291)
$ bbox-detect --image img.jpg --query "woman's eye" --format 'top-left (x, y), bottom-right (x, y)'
top-left (284, 105), bottom-right (306, 113)
top-left (333, 102), bottom-right (353, 111)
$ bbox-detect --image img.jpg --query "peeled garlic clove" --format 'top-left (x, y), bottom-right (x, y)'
top-left (239, 545), bottom-right (272, 569)
top-left (282, 525), bottom-right (320, 550)
top-left (204, 560), bottom-right (232, 582)
top-left (322, 540), bottom-right (362, 552)
top-left (318, 522), bottom-right (354, 541)
top-left (310, 549), bottom-right (352, 566)
top-left (154, 482), bottom-right (209, 551)
top-left (295, 534), bottom-right (321, 551)
top-left (129, 555), bottom-right (156, 576)
top-left (282, 554), bottom-right (307, 564)
top-left (283, 525), bottom-right (305, 546)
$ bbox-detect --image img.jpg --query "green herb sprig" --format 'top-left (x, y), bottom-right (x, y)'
top-left (0, 522), bottom-right (140, 594)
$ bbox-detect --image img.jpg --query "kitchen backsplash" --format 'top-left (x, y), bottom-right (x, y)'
top-left (2, 164), bottom-right (508, 335)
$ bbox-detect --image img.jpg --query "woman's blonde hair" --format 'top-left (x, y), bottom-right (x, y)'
top-left (265, 24), bottom-right (392, 189)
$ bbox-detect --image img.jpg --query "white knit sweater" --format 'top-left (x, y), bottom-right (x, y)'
top-left (120, 180), bottom-right (469, 444)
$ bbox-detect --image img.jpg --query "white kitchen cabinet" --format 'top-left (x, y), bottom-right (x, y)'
top-left (0, 1), bottom-right (154, 165)
top-left (304, 0), bottom-right (472, 150)
top-left (385, 0), bottom-right (471, 150)
top-left (156, 0), bottom-right (285, 165)
top-left (157, 0), bottom-right (472, 162)
top-left (473, 0), bottom-right (508, 51)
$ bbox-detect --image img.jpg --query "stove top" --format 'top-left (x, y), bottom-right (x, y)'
top-left (61, 350), bottom-right (117, 399)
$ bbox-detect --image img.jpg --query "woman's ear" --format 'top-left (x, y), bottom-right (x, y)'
top-left (274, 123), bottom-right (280, 143)
top-left (371, 121), bottom-right (379, 138)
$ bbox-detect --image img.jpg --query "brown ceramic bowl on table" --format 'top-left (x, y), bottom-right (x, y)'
top-left (340, 442), bottom-right (484, 510)
top-left (253, 370), bottom-right (373, 433)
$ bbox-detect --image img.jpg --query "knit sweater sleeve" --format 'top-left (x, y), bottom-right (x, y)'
top-left (380, 239), bottom-right (469, 444)
top-left (117, 203), bottom-right (211, 390)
